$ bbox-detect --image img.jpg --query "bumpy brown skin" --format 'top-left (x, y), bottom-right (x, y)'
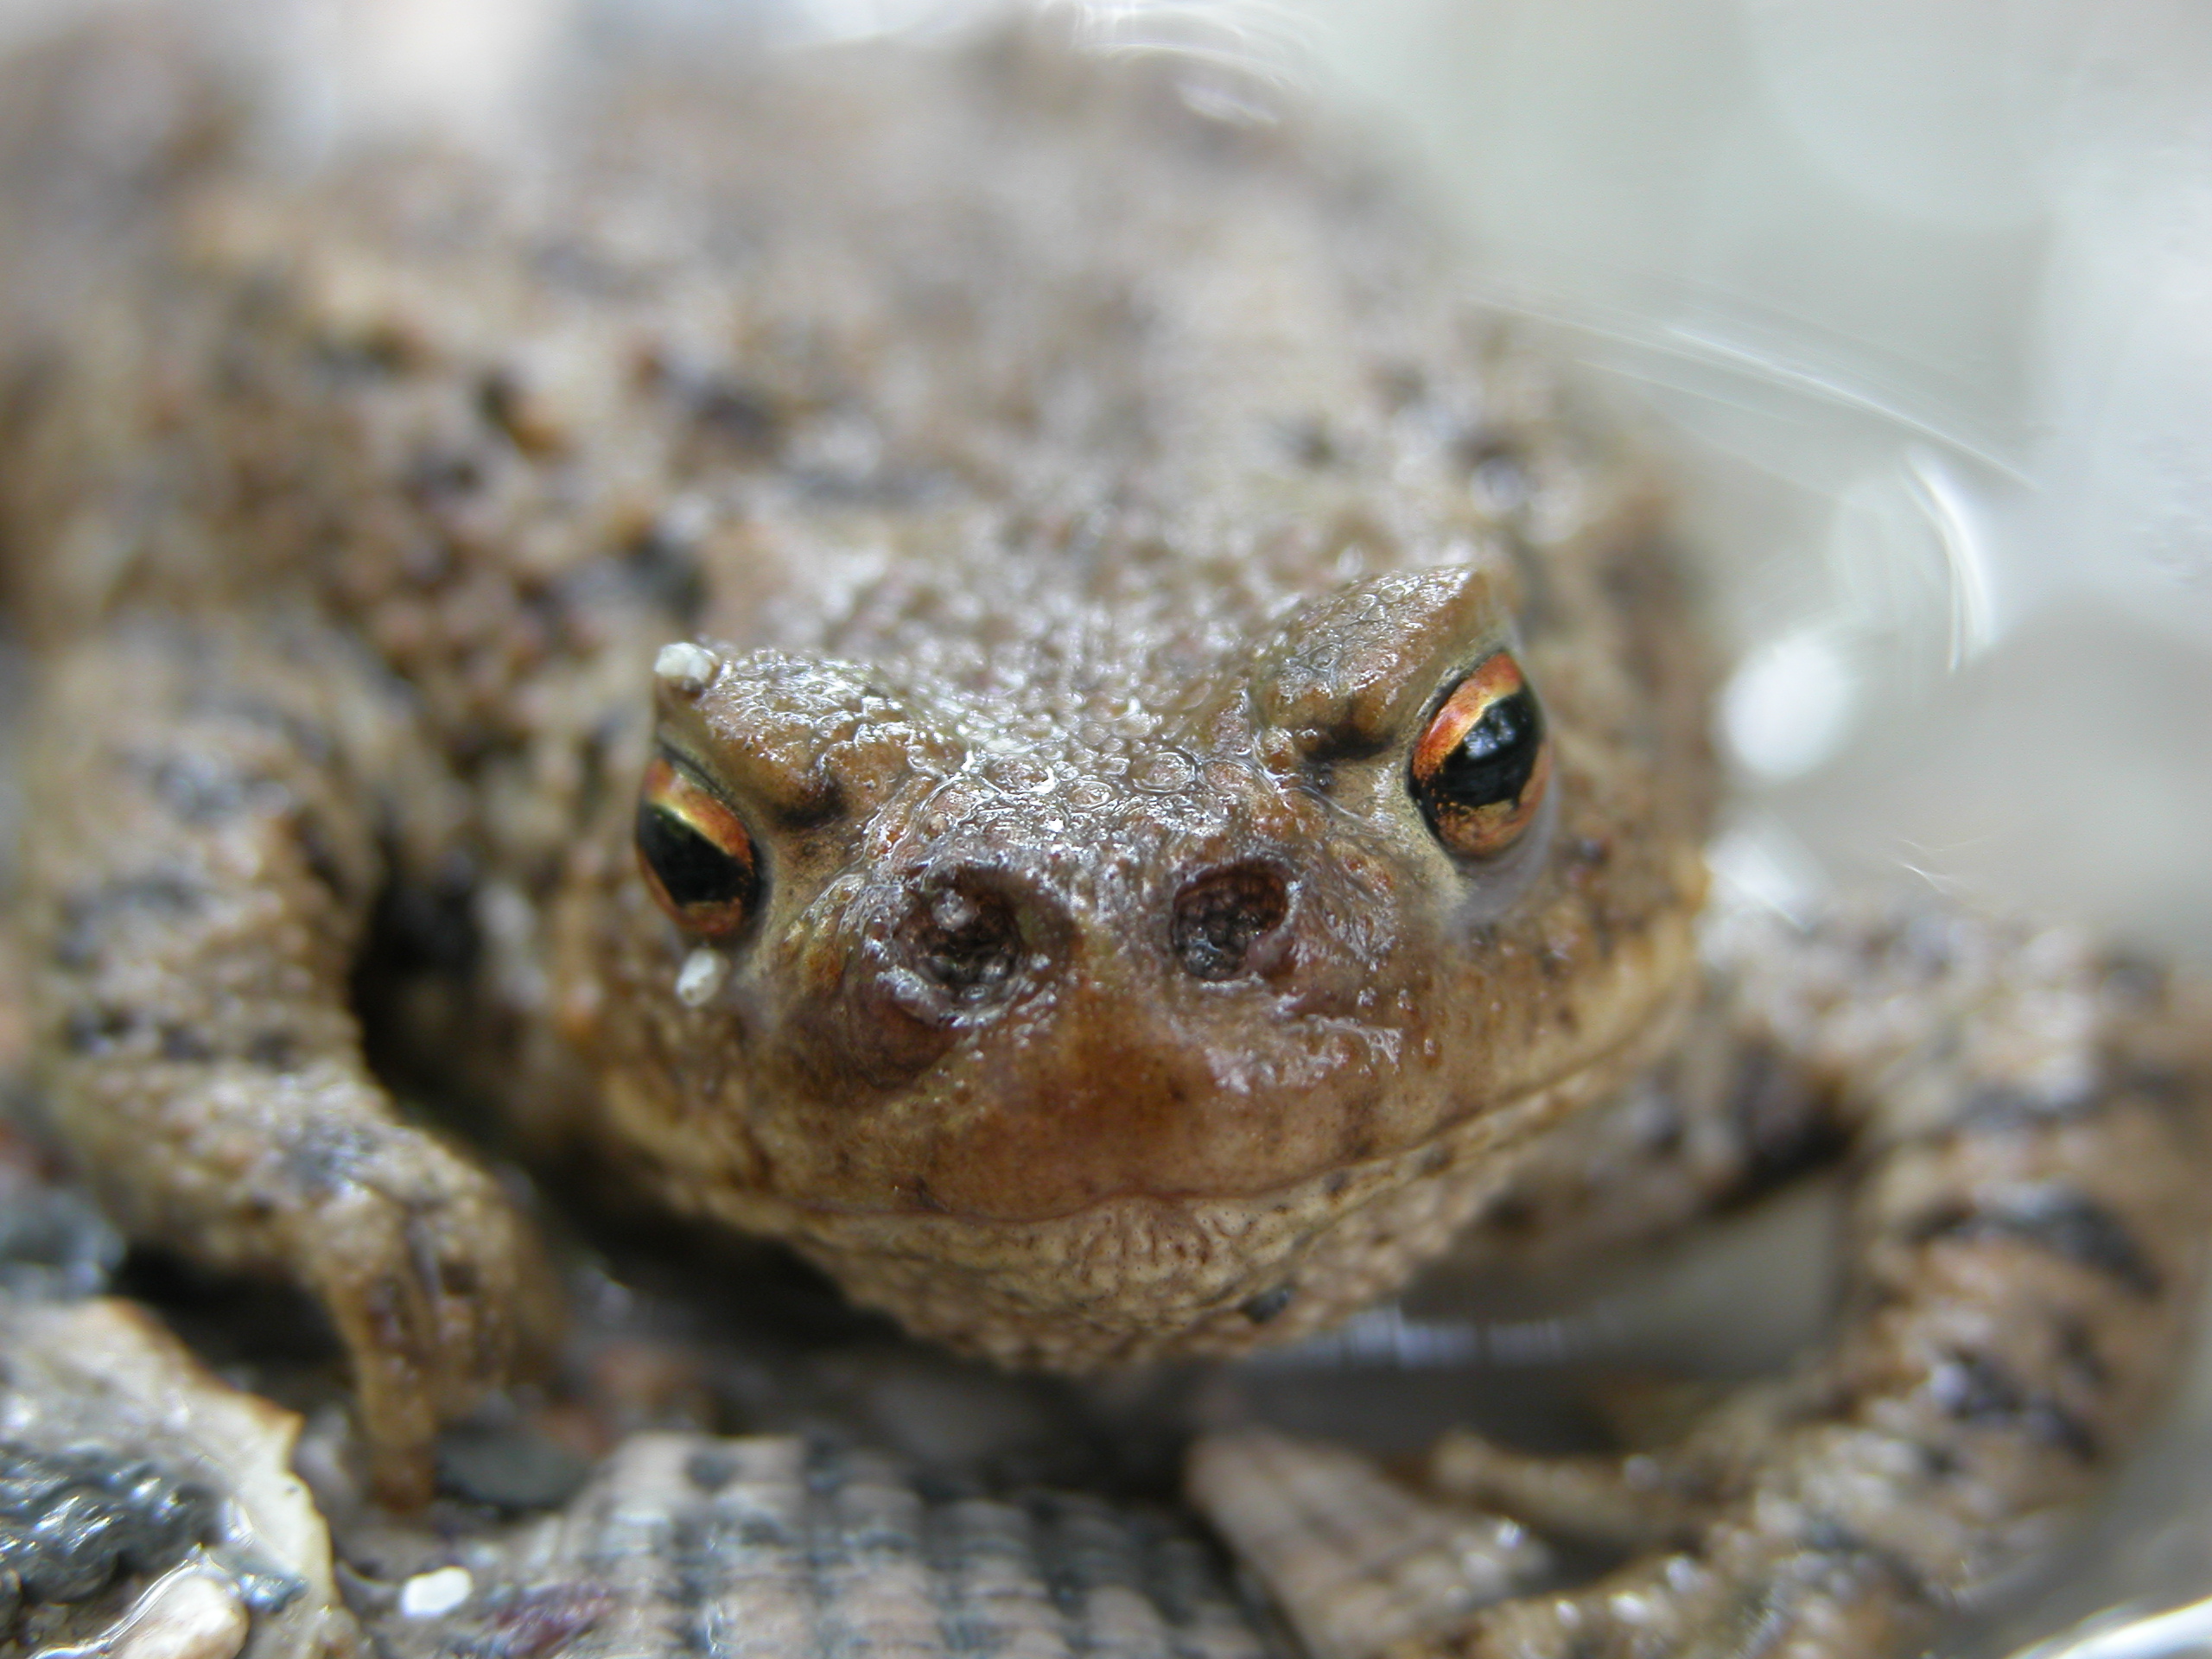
top-left (2, 19), bottom-right (2206, 1655)
top-left (1192, 905), bottom-right (2212, 1659)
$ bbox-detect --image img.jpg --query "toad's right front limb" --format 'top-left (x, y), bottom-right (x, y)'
top-left (1193, 905), bottom-right (2212, 1659)
top-left (17, 619), bottom-right (558, 1506)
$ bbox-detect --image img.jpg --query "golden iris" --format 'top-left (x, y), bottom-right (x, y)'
top-left (635, 754), bottom-right (758, 937)
top-left (1409, 653), bottom-right (1550, 859)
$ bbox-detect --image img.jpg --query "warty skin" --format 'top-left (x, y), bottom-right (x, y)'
top-left (3, 20), bottom-right (2206, 1659)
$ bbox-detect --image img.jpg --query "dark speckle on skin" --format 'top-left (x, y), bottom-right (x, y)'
top-left (1239, 1284), bottom-right (1294, 1325)
top-left (60, 1007), bottom-right (128, 1054)
top-left (405, 444), bottom-right (486, 502)
top-left (245, 1031), bottom-right (305, 1071)
top-left (157, 1024), bottom-right (214, 1063)
top-left (2126, 1065), bottom-right (2191, 1109)
top-left (687, 378), bottom-right (782, 453)
top-left (2052, 1313), bottom-right (2112, 1389)
top-left (51, 874), bottom-right (204, 972)
top-left (1928, 1351), bottom-right (2099, 1461)
top-left (1909, 1188), bottom-right (2162, 1299)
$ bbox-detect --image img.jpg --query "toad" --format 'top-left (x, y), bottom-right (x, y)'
top-left (3, 20), bottom-right (2205, 1659)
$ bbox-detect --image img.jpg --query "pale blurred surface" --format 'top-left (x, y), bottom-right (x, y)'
top-left (1325, 0), bottom-right (2212, 968)
top-left (3, 2), bottom-right (2209, 1654)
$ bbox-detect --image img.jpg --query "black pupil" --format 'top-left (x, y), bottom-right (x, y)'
top-left (637, 804), bottom-right (752, 910)
top-left (1433, 690), bottom-right (1541, 807)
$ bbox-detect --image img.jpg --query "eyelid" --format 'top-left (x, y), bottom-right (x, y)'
top-left (1412, 652), bottom-right (1529, 781)
top-left (644, 755), bottom-right (749, 838)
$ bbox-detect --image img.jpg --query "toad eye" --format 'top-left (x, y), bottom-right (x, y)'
top-left (636, 755), bottom-right (759, 938)
top-left (1410, 652), bottom-right (1551, 859)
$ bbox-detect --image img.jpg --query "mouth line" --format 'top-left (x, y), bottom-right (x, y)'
top-left (779, 1018), bottom-right (1669, 1230)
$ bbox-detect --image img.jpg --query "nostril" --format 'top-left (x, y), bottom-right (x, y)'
top-left (1172, 863), bottom-right (1292, 982)
top-left (902, 880), bottom-right (1025, 1006)
top-left (817, 868), bottom-right (1059, 1090)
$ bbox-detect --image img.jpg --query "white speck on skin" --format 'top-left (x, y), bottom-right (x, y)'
top-left (112, 1571), bottom-right (251, 1659)
top-left (654, 641), bottom-right (721, 696)
top-left (676, 947), bottom-right (727, 1007)
top-left (398, 1566), bottom-right (474, 1620)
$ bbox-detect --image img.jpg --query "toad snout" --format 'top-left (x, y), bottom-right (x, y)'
top-left (797, 854), bottom-right (1309, 1092)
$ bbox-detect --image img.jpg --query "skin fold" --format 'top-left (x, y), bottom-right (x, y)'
top-left (3, 17), bottom-right (2206, 1655)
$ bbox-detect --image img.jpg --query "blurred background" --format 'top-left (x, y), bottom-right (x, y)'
top-left (1332, 0), bottom-right (2212, 963)
top-left (10, 0), bottom-right (2200, 947)
top-left (3, 1), bottom-right (2209, 1654)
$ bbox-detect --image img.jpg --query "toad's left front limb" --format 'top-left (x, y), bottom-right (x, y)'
top-left (1195, 905), bottom-right (2212, 1659)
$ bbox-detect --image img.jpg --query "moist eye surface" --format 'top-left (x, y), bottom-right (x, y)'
top-left (636, 755), bottom-right (759, 936)
top-left (636, 804), bottom-right (752, 910)
top-left (1410, 653), bottom-right (1552, 859)
top-left (1432, 688), bottom-right (1541, 807)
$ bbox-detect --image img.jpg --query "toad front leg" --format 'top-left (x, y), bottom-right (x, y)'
top-left (1195, 904), bottom-right (2212, 1659)
top-left (18, 620), bottom-right (559, 1506)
